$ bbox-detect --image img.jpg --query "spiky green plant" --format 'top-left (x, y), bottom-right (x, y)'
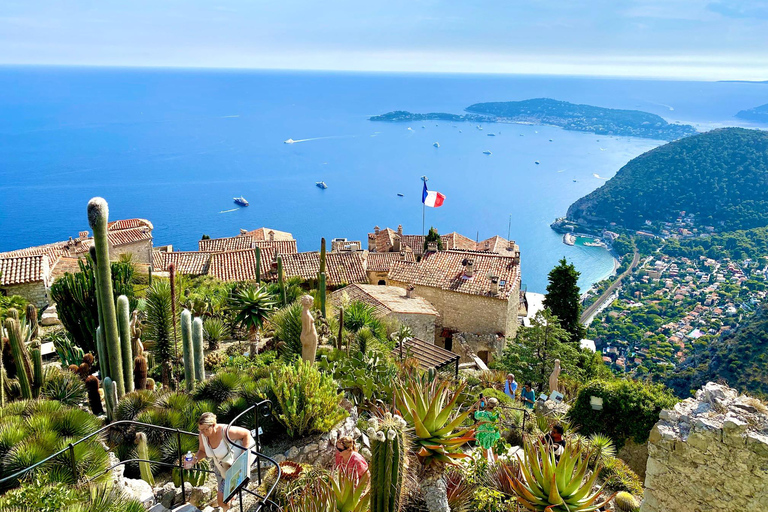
top-left (88, 197), bottom-right (124, 398)
top-left (117, 295), bottom-right (134, 394)
top-left (614, 491), bottom-right (639, 512)
top-left (192, 317), bottom-right (205, 382)
top-left (255, 246), bottom-right (262, 284)
top-left (5, 317), bottom-right (32, 399)
top-left (202, 317), bottom-right (227, 351)
top-left (587, 433), bottom-right (616, 465)
top-left (509, 438), bottom-right (616, 512)
top-left (229, 285), bottom-right (276, 360)
top-left (41, 367), bottom-right (86, 406)
top-left (181, 309), bottom-right (194, 391)
top-left (135, 432), bottom-right (155, 486)
top-left (145, 280), bottom-right (176, 388)
top-left (329, 470), bottom-right (370, 512)
top-left (367, 413), bottom-right (407, 512)
top-left (172, 458), bottom-right (209, 487)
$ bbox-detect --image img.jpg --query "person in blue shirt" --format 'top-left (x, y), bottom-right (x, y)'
top-left (504, 374), bottom-right (518, 400)
top-left (521, 382), bottom-right (536, 410)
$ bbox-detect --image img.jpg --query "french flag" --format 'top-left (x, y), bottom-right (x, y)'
top-left (422, 182), bottom-right (446, 208)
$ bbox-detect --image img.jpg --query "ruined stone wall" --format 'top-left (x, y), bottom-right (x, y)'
top-left (109, 239), bottom-right (153, 265)
top-left (0, 281), bottom-right (49, 308)
top-left (641, 382), bottom-right (768, 512)
top-left (392, 312), bottom-right (436, 343)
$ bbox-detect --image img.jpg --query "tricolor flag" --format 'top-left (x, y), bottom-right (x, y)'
top-left (422, 182), bottom-right (446, 208)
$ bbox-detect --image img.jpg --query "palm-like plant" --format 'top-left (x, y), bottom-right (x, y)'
top-left (395, 376), bottom-right (475, 512)
top-left (229, 286), bottom-right (276, 359)
top-left (509, 438), bottom-right (616, 512)
top-left (145, 280), bottom-right (177, 387)
top-left (587, 433), bottom-right (616, 466)
top-left (202, 317), bottom-right (228, 350)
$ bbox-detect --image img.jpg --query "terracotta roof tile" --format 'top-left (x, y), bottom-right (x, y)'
top-left (106, 227), bottom-right (152, 247)
top-left (0, 255), bottom-right (50, 286)
top-left (198, 236), bottom-right (253, 252)
top-left (253, 240), bottom-right (298, 255)
top-left (208, 247), bottom-right (275, 282)
top-left (366, 252), bottom-right (416, 272)
top-left (387, 250), bottom-right (520, 299)
top-left (245, 227), bottom-right (294, 242)
top-left (371, 227), bottom-right (516, 255)
top-left (50, 256), bottom-right (84, 282)
top-left (154, 251), bottom-right (213, 275)
top-left (276, 252), bottom-right (367, 286)
top-left (108, 218), bottom-right (154, 231)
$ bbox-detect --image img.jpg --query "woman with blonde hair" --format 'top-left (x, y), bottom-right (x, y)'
top-left (332, 435), bottom-right (368, 481)
top-left (185, 412), bottom-right (254, 511)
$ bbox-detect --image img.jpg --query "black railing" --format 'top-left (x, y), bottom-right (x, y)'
top-left (0, 400), bottom-right (282, 512)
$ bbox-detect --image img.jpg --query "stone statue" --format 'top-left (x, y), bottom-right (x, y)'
top-left (549, 359), bottom-right (561, 394)
top-left (300, 295), bottom-right (318, 363)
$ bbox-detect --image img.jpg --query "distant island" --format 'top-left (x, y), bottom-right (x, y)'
top-left (736, 103), bottom-right (768, 123)
top-left (370, 98), bottom-right (697, 141)
top-left (564, 127), bottom-right (768, 231)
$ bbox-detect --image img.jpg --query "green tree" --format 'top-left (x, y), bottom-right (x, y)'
top-left (544, 258), bottom-right (585, 343)
top-left (423, 226), bottom-right (443, 252)
top-left (229, 285), bottom-right (276, 359)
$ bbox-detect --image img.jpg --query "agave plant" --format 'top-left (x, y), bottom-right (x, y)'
top-left (328, 470), bottom-right (370, 512)
top-left (509, 438), bottom-right (616, 512)
top-left (395, 376), bottom-right (475, 512)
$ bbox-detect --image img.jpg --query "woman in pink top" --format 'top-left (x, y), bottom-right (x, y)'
top-left (333, 436), bottom-right (368, 481)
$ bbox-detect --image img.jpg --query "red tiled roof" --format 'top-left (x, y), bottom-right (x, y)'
top-left (276, 252), bottom-right (368, 286)
top-left (0, 255), bottom-right (49, 286)
top-left (51, 256), bottom-right (84, 282)
top-left (388, 250), bottom-right (520, 299)
top-left (245, 227), bottom-right (294, 242)
top-left (198, 236), bottom-right (253, 252)
top-left (253, 240), bottom-right (298, 255)
top-left (208, 247), bottom-right (275, 282)
top-left (108, 218), bottom-right (154, 231)
top-left (371, 227), bottom-right (516, 256)
top-left (0, 244), bottom-right (64, 262)
top-left (153, 251), bottom-right (213, 275)
top-left (366, 252), bottom-right (416, 272)
top-left (107, 227), bottom-right (152, 247)
top-left (332, 284), bottom-right (438, 316)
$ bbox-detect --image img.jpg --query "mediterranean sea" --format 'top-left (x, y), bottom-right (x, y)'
top-left (1, 67), bottom-right (766, 292)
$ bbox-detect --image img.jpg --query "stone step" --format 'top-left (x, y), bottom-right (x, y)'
top-left (171, 505), bottom-right (201, 512)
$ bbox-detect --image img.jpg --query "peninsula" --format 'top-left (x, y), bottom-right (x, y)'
top-left (736, 102), bottom-right (768, 123)
top-left (370, 98), bottom-right (697, 141)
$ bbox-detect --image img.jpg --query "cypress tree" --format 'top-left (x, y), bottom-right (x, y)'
top-left (544, 258), bottom-right (585, 343)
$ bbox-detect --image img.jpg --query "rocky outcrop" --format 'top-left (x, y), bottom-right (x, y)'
top-left (641, 382), bottom-right (768, 512)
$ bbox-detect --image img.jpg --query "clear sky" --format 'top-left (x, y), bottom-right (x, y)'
top-left (2, 0), bottom-right (767, 80)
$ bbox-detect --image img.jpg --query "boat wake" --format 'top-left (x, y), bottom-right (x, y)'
top-left (284, 135), bottom-right (354, 144)
top-left (593, 173), bottom-right (608, 180)
top-left (219, 208), bottom-right (238, 213)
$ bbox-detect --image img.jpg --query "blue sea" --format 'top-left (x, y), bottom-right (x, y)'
top-left (1, 67), bottom-right (766, 292)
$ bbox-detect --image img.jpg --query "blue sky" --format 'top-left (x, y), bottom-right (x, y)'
top-left (1, 0), bottom-right (767, 79)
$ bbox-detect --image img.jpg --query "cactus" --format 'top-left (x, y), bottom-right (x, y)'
top-left (0, 352), bottom-right (5, 407)
top-left (31, 348), bottom-right (42, 398)
top-left (134, 356), bottom-right (148, 391)
top-left (181, 309), bottom-right (194, 391)
top-left (173, 459), bottom-right (209, 487)
top-left (135, 432), bottom-right (155, 486)
top-left (146, 378), bottom-right (155, 391)
top-left (368, 414), bottom-right (408, 512)
top-left (7, 308), bottom-right (19, 322)
top-left (319, 271), bottom-right (327, 319)
top-left (337, 306), bottom-right (344, 350)
top-left (95, 326), bottom-right (109, 379)
top-left (255, 246), bottom-right (261, 284)
top-left (103, 376), bottom-right (115, 420)
top-left (148, 265), bottom-right (153, 287)
top-left (5, 318), bottom-right (32, 399)
top-left (614, 492), bottom-right (640, 512)
top-left (26, 304), bottom-right (39, 340)
top-left (169, 263), bottom-right (179, 366)
top-left (85, 375), bottom-right (104, 415)
top-left (192, 317), bottom-right (205, 382)
top-left (88, 197), bottom-right (125, 398)
top-left (117, 295), bottom-right (134, 393)
top-left (277, 256), bottom-right (286, 306)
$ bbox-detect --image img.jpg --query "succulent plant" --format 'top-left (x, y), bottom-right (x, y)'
top-left (135, 432), bottom-right (155, 486)
top-left (5, 317), bottom-right (32, 399)
top-left (508, 438), bottom-right (616, 512)
top-left (587, 433), bottom-right (616, 465)
top-left (192, 317), bottom-right (205, 382)
top-left (204, 352), bottom-right (226, 371)
top-left (134, 355), bottom-right (148, 391)
top-left (117, 295), bottom-right (134, 394)
top-left (329, 469), bottom-right (370, 512)
top-left (368, 413), bottom-right (407, 512)
top-left (614, 491), bottom-right (640, 512)
top-left (85, 375), bottom-right (104, 415)
top-left (181, 309), bottom-right (194, 391)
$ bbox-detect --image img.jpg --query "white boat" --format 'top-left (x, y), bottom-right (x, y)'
top-left (284, 138), bottom-right (295, 144)
top-left (483, 150), bottom-right (492, 155)
top-left (476, 125), bottom-right (483, 130)
top-left (316, 181), bottom-right (328, 189)
top-left (433, 142), bottom-right (440, 148)
top-left (234, 196), bottom-right (249, 206)
top-left (563, 233), bottom-right (575, 246)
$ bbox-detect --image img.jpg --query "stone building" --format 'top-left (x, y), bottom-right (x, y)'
top-left (0, 254), bottom-right (54, 308)
top-left (642, 382), bottom-right (768, 512)
top-left (332, 284), bottom-right (439, 342)
top-left (365, 251), bottom-right (416, 285)
top-left (387, 249), bottom-right (521, 363)
top-left (198, 228), bottom-right (297, 254)
top-left (368, 225), bottom-right (520, 259)
top-left (331, 238), bottom-right (362, 252)
top-left (274, 252), bottom-right (368, 287)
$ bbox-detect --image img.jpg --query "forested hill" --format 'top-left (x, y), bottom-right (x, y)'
top-left (736, 103), bottom-right (768, 124)
top-left (566, 128), bottom-right (768, 231)
top-left (666, 304), bottom-right (768, 399)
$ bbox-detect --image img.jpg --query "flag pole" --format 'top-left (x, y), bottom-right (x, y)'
top-left (421, 175), bottom-right (428, 237)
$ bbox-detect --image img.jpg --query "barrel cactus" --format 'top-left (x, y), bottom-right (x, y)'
top-left (367, 413), bottom-right (408, 512)
top-left (614, 491), bottom-right (640, 512)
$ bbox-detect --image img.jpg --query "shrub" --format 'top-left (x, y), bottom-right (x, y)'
top-left (268, 359), bottom-right (347, 438)
top-left (600, 456), bottom-right (643, 496)
top-left (0, 479), bottom-right (80, 512)
top-left (567, 379), bottom-right (677, 449)
top-left (41, 368), bottom-right (86, 406)
top-left (270, 302), bottom-right (303, 361)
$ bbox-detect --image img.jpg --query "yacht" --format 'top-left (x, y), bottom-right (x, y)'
top-left (535, 161), bottom-right (540, 165)
top-left (234, 196), bottom-right (249, 207)
top-left (483, 150), bottom-right (492, 155)
top-left (433, 142), bottom-right (440, 148)
top-left (316, 181), bottom-right (328, 189)
top-left (487, 133), bottom-right (495, 137)
top-left (284, 139), bottom-right (295, 144)
top-left (397, 193), bottom-right (404, 197)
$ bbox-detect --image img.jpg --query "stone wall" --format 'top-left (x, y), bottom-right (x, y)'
top-left (110, 239), bottom-right (153, 265)
top-left (393, 312), bottom-right (436, 343)
top-left (617, 439), bottom-right (648, 480)
top-left (453, 332), bottom-right (506, 364)
top-left (641, 382), bottom-right (768, 512)
top-left (1, 281), bottom-right (50, 308)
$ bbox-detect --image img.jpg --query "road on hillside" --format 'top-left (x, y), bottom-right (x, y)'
top-left (581, 249), bottom-right (640, 325)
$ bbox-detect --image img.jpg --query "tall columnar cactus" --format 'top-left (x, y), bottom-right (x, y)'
top-left (135, 432), bottom-right (155, 486)
top-left (277, 256), bottom-right (286, 306)
top-left (0, 349), bottom-right (5, 407)
top-left (181, 309), bottom-right (195, 391)
top-left (116, 295), bottom-right (134, 393)
top-left (192, 317), bottom-right (205, 382)
top-left (88, 197), bottom-right (125, 398)
top-left (255, 246), bottom-right (262, 284)
top-left (31, 348), bottom-right (42, 399)
top-left (319, 271), bottom-right (327, 319)
top-left (26, 304), bottom-right (39, 340)
top-left (85, 375), bottom-right (104, 415)
top-left (134, 356), bottom-right (148, 391)
top-left (367, 413), bottom-right (408, 512)
top-left (96, 326), bottom-right (109, 379)
top-left (103, 376), bottom-right (116, 420)
top-left (148, 265), bottom-right (153, 287)
top-left (7, 308), bottom-right (19, 322)
top-left (5, 318), bottom-right (32, 399)
top-left (169, 263), bottom-right (179, 366)
top-left (337, 306), bottom-right (344, 350)
top-left (319, 237), bottom-right (327, 274)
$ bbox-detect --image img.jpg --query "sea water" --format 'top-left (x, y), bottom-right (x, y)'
top-left (1, 67), bottom-right (766, 292)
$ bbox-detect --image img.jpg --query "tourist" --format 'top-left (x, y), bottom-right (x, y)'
top-left (185, 412), bottom-right (254, 512)
top-left (521, 382), bottom-right (536, 410)
top-left (504, 373), bottom-right (518, 400)
top-left (542, 424), bottom-right (566, 461)
top-left (473, 396), bottom-right (501, 461)
top-left (334, 435), bottom-right (368, 481)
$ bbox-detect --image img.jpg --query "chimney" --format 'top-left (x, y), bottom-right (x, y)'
top-left (374, 225), bottom-right (380, 235)
top-left (507, 239), bottom-right (515, 251)
top-left (463, 258), bottom-right (475, 277)
top-left (397, 224), bottom-right (403, 236)
top-left (240, 229), bottom-right (247, 236)
top-left (400, 251), bottom-right (407, 261)
top-left (426, 242), bottom-right (438, 253)
top-left (79, 231), bottom-right (89, 239)
top-left (406, 284), bottom-right (415, 298)
top-left (268, 230), bottom-right (275, 242)
top-left (490, 276), bottom-right (499, 295)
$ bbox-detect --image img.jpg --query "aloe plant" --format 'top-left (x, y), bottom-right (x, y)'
top-left (395, 376), bottom-right (475, 512)
top-left (509, 438), bottom-right (616, 512)
top-left (329, 470), bottom-right (370, 512)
